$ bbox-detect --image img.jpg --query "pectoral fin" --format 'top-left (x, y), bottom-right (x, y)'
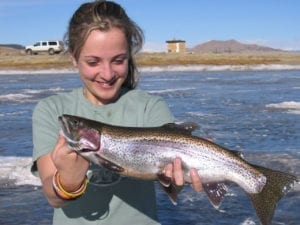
top-left (157, 173), bottom-right (183, 205)
top-left (203, 182), bottom-right (228, 209)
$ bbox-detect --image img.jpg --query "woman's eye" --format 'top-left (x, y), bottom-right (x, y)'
top-left (114, 57), bottom-right (127, 65)
top-left (87, 61), bottom-right (98, 66)
top-left (114, 60), bottom-right (124, 65)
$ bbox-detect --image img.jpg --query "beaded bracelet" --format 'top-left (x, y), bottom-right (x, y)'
top-left (52, 170), bottom-right (88, 200)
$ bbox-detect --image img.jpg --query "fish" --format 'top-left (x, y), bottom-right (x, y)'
top-left (59, 114), bottom-right (298, 225)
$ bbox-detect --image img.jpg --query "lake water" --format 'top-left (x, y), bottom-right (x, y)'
top-left (0, 68), bottom-right (299, 225)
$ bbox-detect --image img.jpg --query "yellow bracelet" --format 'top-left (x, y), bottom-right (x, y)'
top-left (52, 178), bottom-right (73, 200)
top-left (52, 170), bottom-right (88, 200)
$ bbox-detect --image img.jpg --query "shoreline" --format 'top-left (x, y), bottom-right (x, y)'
top-left (1, 64), bottom-right (300, 75)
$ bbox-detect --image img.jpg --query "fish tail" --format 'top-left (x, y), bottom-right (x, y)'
top-left (248, 164), bottom-right (298, 225)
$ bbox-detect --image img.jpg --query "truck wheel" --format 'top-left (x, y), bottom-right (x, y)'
top-left (48, 48), bottom-right (55, 55)
top-left (26, 49), bottom-right (33, 55)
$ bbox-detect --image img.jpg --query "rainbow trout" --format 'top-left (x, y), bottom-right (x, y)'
top-left (59, 114), bottom-right (297, 225)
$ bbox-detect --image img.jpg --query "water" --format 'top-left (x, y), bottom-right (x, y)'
top-left (0, 69), bottom-right (299, 225)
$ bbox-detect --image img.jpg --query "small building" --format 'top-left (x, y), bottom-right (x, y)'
top-left (166, 40), bottom-right (186, 53)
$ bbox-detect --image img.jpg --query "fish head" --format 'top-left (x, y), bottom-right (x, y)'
top-left (59, 115), bottom-right (100, 152)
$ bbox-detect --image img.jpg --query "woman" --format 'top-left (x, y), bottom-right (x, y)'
top-left (32, 1), bottom-right (202, 224)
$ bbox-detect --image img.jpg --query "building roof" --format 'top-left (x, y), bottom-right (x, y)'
top-left (166, 40), bottom-right (186, 43)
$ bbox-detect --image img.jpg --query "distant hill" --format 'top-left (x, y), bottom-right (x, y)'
top-left (0, 44), bottom-right (24, 50)
top-left (189, 39), bottom-right (285, 53)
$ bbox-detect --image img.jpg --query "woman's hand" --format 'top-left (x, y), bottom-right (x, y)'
top-left (37, 134), bottom-right (90, 207)
top-left (164, 157), bottom-right (202, 192)
top-left (50, 134), bottom-right (90, 191)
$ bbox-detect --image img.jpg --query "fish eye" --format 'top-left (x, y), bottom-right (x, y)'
top-left (72, 119), bottom-right (79, 126)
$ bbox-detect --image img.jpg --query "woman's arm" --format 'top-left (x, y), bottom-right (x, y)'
top-left (37, 135), bottom-right (89, 208)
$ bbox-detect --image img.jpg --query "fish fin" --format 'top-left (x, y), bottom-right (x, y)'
top-left (95, 155), bottom-right (124, 173)
top-left (157, 173), bottom-right (172, 187)
top-left (203, 182), bottom-right (228, 209)
top-left (162, 122), bottom-right (199, 135)
top-left (157, 173), bottom-right (183, 205)
top-left (248, 164), bottom-right (298, 225)
top-left (229, 150), bottom-right (245, 159)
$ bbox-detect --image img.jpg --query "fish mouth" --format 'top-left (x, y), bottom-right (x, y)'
top-left (59, 132), bottom-right (82, 151)
top-left (58, 115), bottom-right (100, 152)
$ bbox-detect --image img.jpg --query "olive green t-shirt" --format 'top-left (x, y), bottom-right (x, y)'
top-left (32, 87), bottom-right (174, 225)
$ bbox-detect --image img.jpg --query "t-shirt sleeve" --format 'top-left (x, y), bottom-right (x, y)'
top-left (31, 99), bottom-right (60, 175)
top-left (143, 95), bottom-right (174, 127)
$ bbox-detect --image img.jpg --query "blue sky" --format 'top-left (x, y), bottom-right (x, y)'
top-left (0, 0), bottom-right (299, 51)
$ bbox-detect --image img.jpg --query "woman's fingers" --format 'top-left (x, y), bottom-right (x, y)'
top-left (172, 157), bottom-right (184, 186)
top-left (164, 158), bottom-right (202, 192)
top-left (190, 168), bottom-right (202, 192)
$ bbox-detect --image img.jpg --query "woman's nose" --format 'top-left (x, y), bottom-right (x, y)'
top-left (100, 63), bottom-right (115, 81)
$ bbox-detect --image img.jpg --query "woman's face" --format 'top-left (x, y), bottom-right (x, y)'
top-left (73, 28), bottom-right (129, 105)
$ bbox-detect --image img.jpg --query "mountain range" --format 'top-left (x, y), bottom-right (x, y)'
top-left (189, 39), bottom-right (285, 53)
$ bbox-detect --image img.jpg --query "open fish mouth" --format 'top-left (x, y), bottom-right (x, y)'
top-left (59, 116), bottom-right (100, 152)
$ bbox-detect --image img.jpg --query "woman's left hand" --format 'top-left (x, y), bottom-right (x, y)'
top-left (164, 157), bottom-right (202, 192)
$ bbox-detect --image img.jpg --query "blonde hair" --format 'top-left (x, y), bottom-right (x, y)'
top-left (65, 1), bottom-right (144, 89)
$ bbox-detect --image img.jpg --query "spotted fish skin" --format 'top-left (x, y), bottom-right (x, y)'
top-left (59, 114), bottom-right (298, 225)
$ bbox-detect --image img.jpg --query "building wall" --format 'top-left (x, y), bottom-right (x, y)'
top-left (166, 40), bottom-right (186, 53)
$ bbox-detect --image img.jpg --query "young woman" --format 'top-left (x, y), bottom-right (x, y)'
top-left (32, 1), bottom-right (202, 224)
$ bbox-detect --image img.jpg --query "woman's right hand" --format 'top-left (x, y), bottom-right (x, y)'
top-left (37, 134), bottom-right (89, 207)
top-left (50, 134), bottom-right (90, 192)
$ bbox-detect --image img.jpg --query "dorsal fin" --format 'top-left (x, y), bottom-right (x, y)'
top-left (229, 150), bottom-right (244, 159)
top-left (162, 122), bottom-right (199, 135)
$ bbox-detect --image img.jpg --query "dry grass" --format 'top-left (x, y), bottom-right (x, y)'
top-left (0, 47), bottom-right (300, 70)
top-left (0, 54), bottom-right (73, 69)
top-left (136, 52), bottom-right (300, 66)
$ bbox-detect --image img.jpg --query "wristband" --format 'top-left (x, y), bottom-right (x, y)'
top-left (52, 170), bottom-right (88, 200)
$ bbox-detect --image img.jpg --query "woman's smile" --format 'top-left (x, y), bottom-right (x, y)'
top-left (95, 76), bottom-right (118, 87)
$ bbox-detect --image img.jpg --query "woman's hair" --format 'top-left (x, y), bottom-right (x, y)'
top-left (65, 1), bottom-right (144, 89)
